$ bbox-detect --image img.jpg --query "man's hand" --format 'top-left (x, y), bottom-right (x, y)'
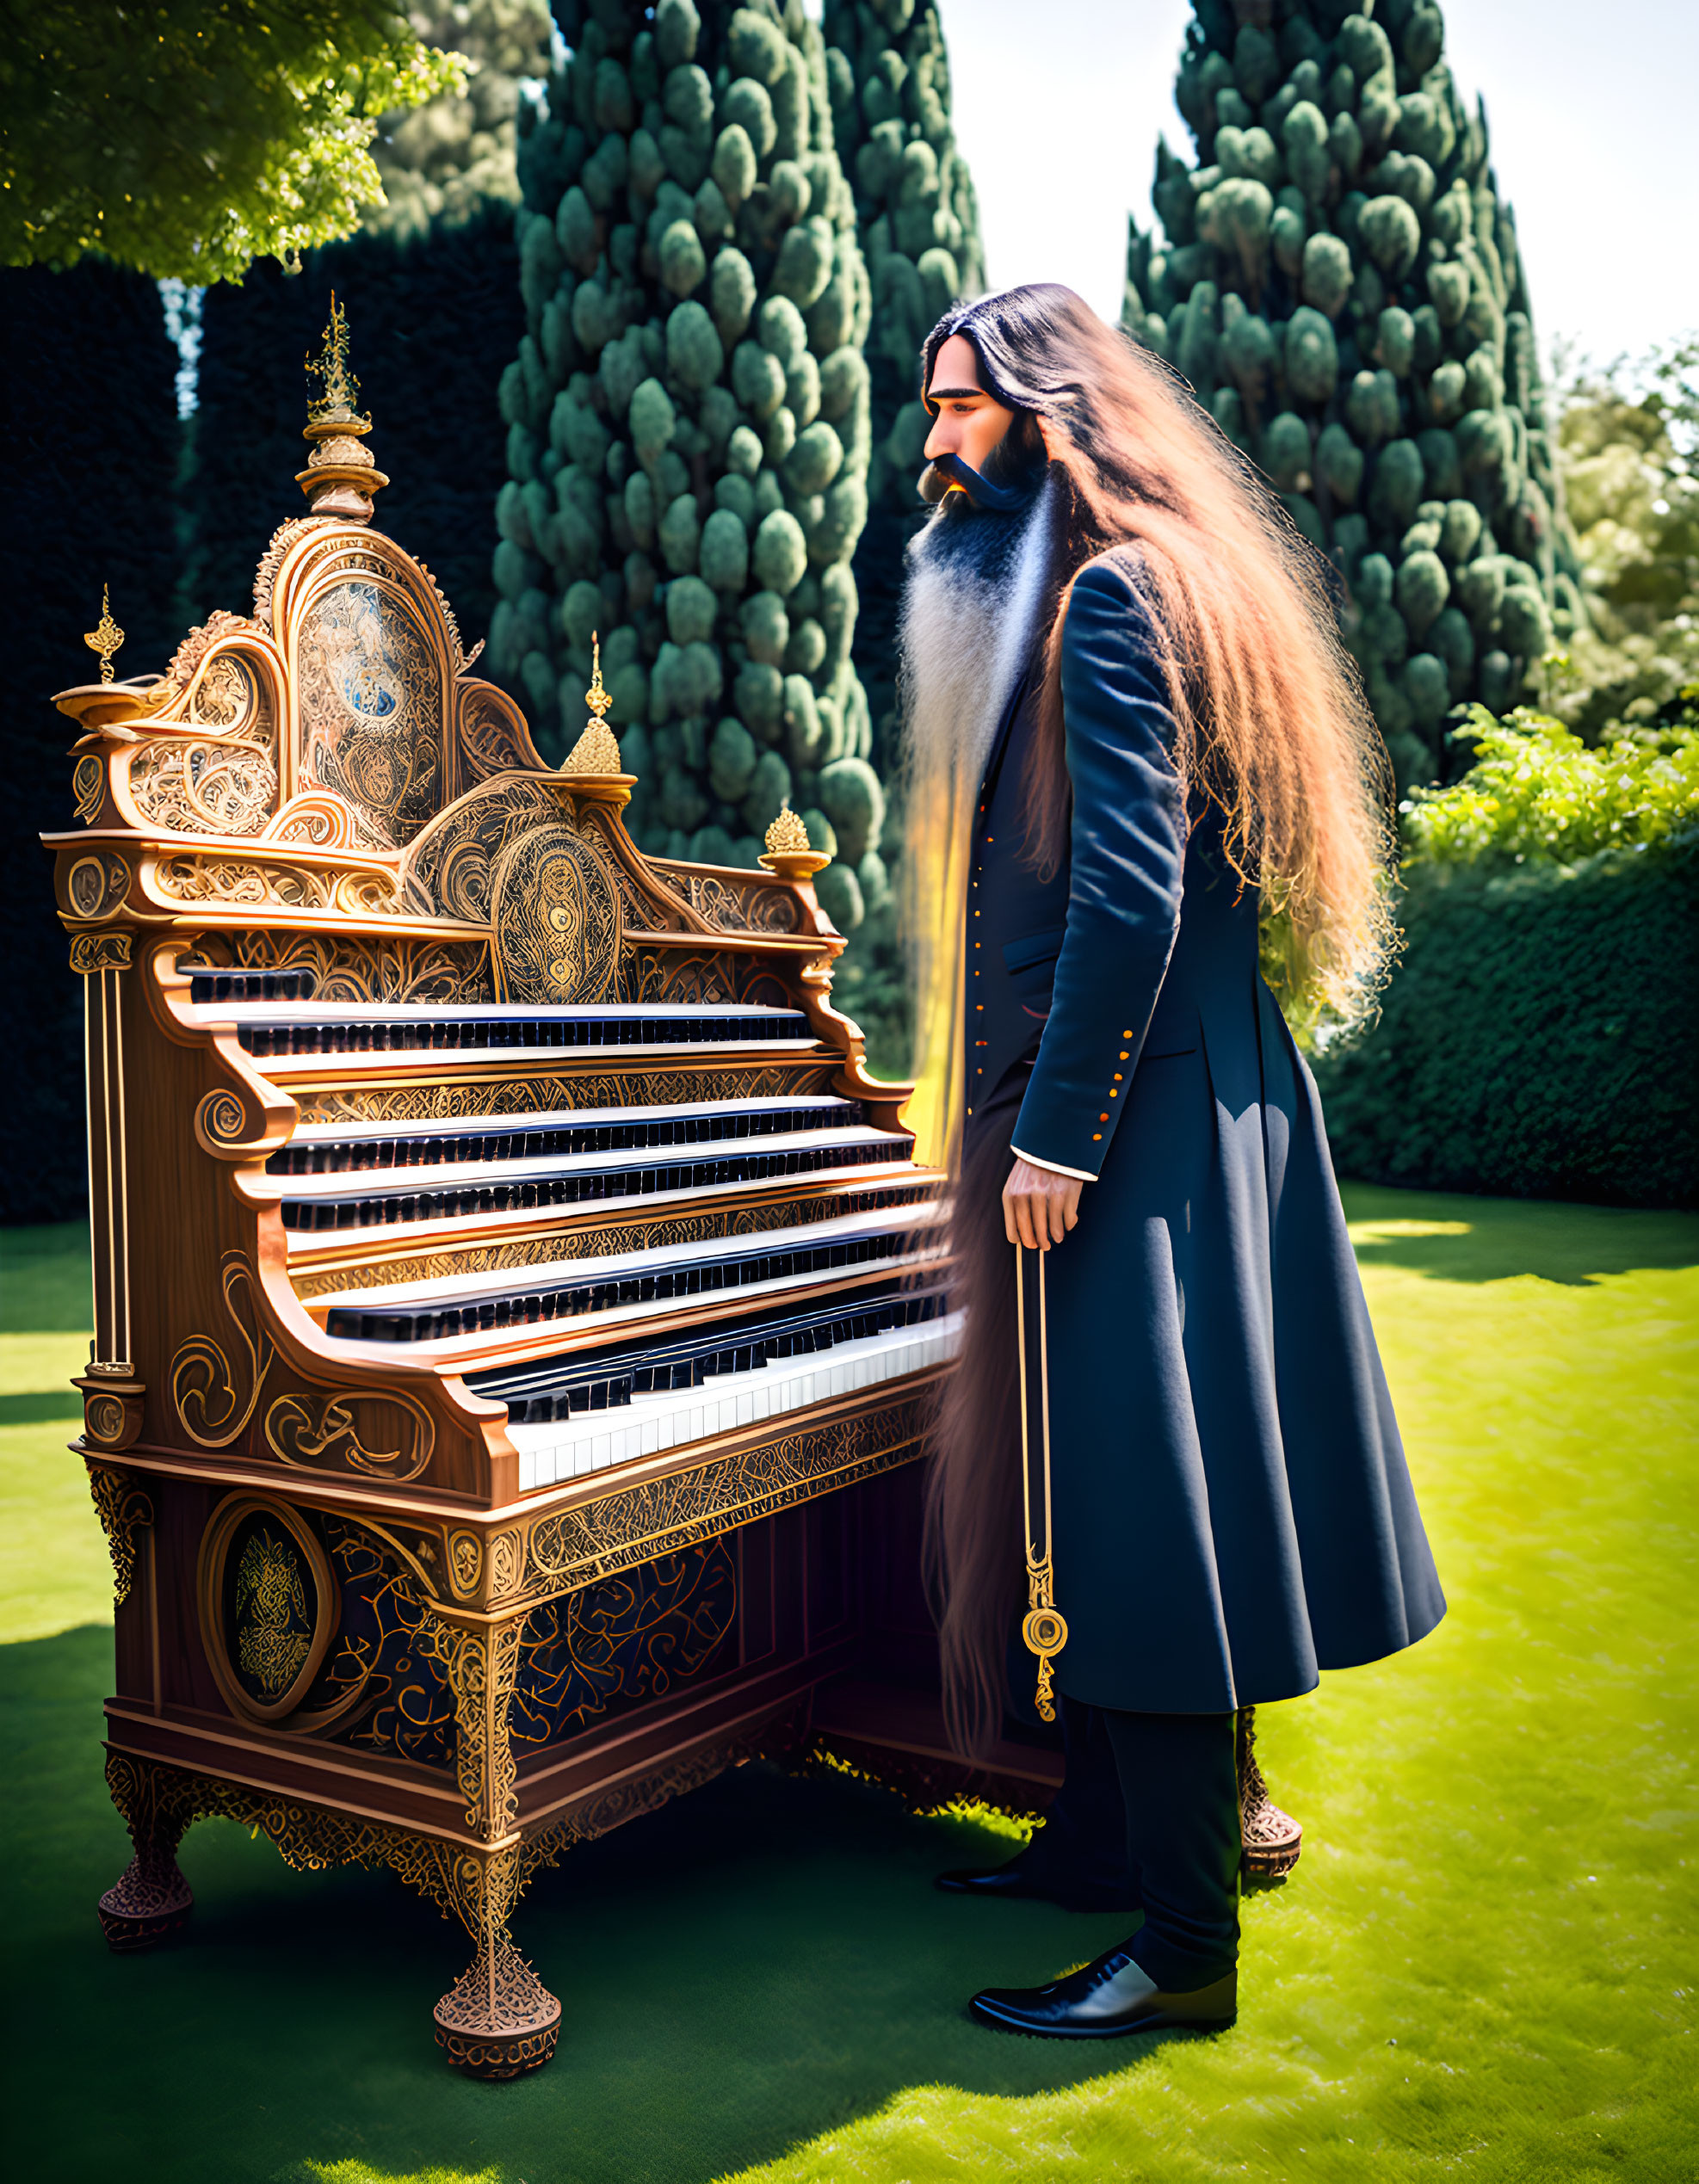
top-left (1002, 1157), bottom-right (1084, 1250)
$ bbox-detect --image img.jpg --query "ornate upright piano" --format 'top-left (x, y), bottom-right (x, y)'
top-left (43, 323), bottom-right (992, 2077)
top-left (45, 314), bottom-right (1297, 2079)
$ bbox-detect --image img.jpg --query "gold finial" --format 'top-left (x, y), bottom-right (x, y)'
top-left (83, 585), bottom-right (125, 683)
top-left (296, 292), bottom-right (388, 522)
top-left (764, 804), bottom-right (811, 856)
top-left (759, 801), bottom-right (831, 879)
top-left (560, 631), bottom-right (624, 774)
top-left (305, 291), bottom-right (368, 429)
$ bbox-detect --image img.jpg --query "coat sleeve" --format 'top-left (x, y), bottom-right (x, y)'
top-left (1009, 557), bottom-right (1188, 1181)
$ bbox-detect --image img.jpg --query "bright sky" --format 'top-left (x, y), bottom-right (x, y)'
top-left (945, 0), bottom-right (1698, 371)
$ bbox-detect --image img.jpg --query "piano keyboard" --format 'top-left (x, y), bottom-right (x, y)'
top-left (269, 1095), bottom-right (867, 1176)
top-left (320, 1204), bottom-right (942, 1343)
top-left (278, 1121), bottom-right (913, 1231)
top-left (195, 999), bottom-right (814, 1062)
top-left (484, 1302), bottom-right (963, 1492)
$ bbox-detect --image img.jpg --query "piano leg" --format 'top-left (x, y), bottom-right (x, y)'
top-left (414, 1606), bottom-right (562, 2076)
top-left (98, 1751), bottom-right (199, 1951)
top-left (1238, 1706), bottom-right (1303, 1878)
top-left (426, 1843), bottom-right (562, 2079)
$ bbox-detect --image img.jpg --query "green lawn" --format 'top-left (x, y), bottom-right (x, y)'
top-left (2, 1190), bottom-right (1694, 2184)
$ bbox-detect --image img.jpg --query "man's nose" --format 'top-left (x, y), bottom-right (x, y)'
top-left (923, 414), bottom-right (955, 460)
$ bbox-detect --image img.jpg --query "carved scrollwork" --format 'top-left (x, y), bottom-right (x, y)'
top-left (151, 853), bottom-right (406, 916)
top-left (524, 1404), bottom-right (928, 1596)
top-left (457, 688), bottom-right (536, 781)
top-left (683, 872), bottom-right (803, 935)
top-left (155, 855), bottom-right (331, 910)
top-left (86, 1464), bottom-right (154, 1603)
top-left (170, 1251), bottom-right (274, 1449)
top-left (263, 1386), bottom-right (436, 1483)
top-left (252, 520), bottom-right (324, 631)
top-left (213, 931), bottom-right (490, 1005)
top-left (195, 1089), bottom-right (250, 1147)
top-left (623, 949), bottom-right (741, 1006)
top-left (289, 1060), bottom-right (834, 1132)
top-left (69, 930), bottom-right (133, 975)
top-left (166, 610), bottom-right (260, 689)
top-left (188, 651), bottom-right (261, 731)
top-left (128, 741), bottom-right (278, 836)
top-left (266, 791), bottom-right (356, 847)
top-left (72, 754), bottom-right (105, 823)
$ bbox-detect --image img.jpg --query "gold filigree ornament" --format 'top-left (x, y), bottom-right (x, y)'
top-left (83, 585), bottom-right (125, 682)
top-left (559, 634), bottom-right (624, 774)
top-left (297, 294), bottom-right (388, 522)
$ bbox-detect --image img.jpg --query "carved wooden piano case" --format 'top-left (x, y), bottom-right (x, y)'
top-left (40, 351), bottom-right (1043, 2077)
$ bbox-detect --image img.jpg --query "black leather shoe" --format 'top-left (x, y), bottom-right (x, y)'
top-left (969, 1945), bottom-right (1236, 2039)
top-left (935, 1848), bottom-right (1139, 1913)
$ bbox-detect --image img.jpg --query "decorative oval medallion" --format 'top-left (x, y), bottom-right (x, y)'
top-left (67, 856), bottom-right (110, 918)
top-left (488, 822), bottom-right (621, 1003)
top-left (197, 1496), bottom-right (338, 1725)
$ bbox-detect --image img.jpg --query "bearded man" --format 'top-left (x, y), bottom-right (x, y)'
top-left (897, 286), bottom-right (1445, 2039)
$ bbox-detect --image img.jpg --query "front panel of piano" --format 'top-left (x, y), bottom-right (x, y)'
top-left (44, 508), bottom-right (1010, 2076)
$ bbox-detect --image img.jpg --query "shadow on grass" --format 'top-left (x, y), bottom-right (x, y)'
top-left (0, 1220), bottom-right (91, 1331)
top-left (4, 1623), bottom-right (1178, 2184)
top-left (0, 1389), bottom-right (84, 1424)
top-left (1339, 1183), bottom-right (1699, 1286)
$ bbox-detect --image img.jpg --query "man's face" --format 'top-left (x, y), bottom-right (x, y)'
top-left (924, 334), bottom-right (1016, 474)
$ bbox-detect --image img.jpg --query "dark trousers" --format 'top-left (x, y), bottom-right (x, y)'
top-left (1031, 1698), bottom-right (1241, 1991)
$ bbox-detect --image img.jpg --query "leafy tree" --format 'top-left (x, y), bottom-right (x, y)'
top-left (1122, 0), bottom-right (1586, 790)
top-left (2, 2), bottom-right (466, 281)
top-left (820, 0), bottom-right (985, 515)
top-left (361, 0), bottom-right (554, 240)
top-left (1403, 705), bottom-right (1699, 867)
top-left (1548, 338), bottom-right (1699, 739)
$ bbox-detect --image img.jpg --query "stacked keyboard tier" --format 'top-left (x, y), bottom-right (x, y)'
top-left (210, 984), bottom-right (953, 1492)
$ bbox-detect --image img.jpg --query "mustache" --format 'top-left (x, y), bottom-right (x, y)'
top-left (917, 450), bottom-right (1034, 512)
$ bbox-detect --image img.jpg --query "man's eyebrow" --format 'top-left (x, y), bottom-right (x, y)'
top-left (925, 384), bottom-right (986, 402)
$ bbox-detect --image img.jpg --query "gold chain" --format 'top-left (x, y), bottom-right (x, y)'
top-left (1016, 1241), bottom-right (1068, 1719)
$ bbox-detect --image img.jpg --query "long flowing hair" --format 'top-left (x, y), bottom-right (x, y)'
top-left (924, 283), bottom-right (1396, 1020)
top-left (919, 286), bottom-right (1398, 1756)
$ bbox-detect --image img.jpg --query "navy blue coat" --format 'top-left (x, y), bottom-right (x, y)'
top-left (965, 556), bottom-right (1444, 1713)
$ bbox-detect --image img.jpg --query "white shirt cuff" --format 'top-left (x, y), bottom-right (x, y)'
top-left (1010, 1143), bottom-right (1097, 1183)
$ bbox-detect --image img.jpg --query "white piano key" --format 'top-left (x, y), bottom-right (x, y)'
top-left (503, 1311), bottom-right (964, 1490)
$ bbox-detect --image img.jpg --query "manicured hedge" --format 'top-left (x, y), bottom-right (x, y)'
top-left (1, 262), bottom-right (182, 1224)
top-left (188, 204), bottom-right (521, 659)
top-left (1314, 836), bottom-right (1699, 1206)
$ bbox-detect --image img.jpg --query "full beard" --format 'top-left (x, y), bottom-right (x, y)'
top-left (898, 472), bottom-right (1063, 810)
top-left (897, 473), bottom-right (1064, 1176)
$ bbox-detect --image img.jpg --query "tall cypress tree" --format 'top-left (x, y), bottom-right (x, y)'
top-left (1123, 0), bottom-right (1585, 787)
top-left (821, 0), bottom-right (985, 794)
top-left (821, 0), bottom-right (985, 515)
top-left (496, 0), bottom-right (887, 940)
